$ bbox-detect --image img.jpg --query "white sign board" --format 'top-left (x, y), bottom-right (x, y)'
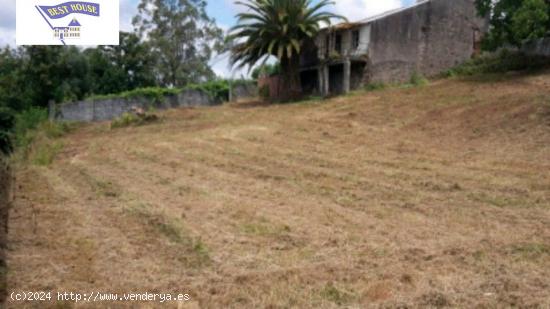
top-left (17, 0), bottom-right (119, 45)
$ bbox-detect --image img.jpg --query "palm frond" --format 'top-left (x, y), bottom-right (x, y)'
top-left (228, 0), bottom-right (346, 69)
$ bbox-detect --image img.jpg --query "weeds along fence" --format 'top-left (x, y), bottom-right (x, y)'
top-left (51, 82), bottom-right (257, 122)
top-left (51, 88), bottom-right (222, 122)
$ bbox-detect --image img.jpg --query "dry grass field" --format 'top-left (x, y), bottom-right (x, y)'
top-left (7, 71), bottom-right (550, 308)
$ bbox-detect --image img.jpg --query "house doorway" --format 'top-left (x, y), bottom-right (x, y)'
top-left (300, 69), bottom-right (319, 96)
top-left (329, 64), bottom-right (344, 95)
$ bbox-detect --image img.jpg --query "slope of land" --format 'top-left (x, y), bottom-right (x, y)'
top-left (7, 72), bottom-right (550, 308)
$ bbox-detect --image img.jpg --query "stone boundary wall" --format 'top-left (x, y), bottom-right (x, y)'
top-left (53, 88), bottom-right (222, 122)
top-left (521, 37), bottom-right (550, 57)
top-left (0, 159), bottom-right (10, 304)
top-left (232, 83), bottom-right (258, 102)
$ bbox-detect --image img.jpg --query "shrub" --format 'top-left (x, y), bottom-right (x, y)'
top-left (31, 141), bottom-right (64, 166)
top-left (38, 121), bottom-right (74, 139)
top-left (445, 50), bottom-right (550, 77)
top-left (187, 80), bottom-right (230, 102)
top-left (16, 121), bottom-right (73, 163)
top-left (111, 112), bottom-right (159, 129)
top-left (88, 87), bottom-right (181, 103)
top-left (0, 107), bottom-right (15, 155)
top-left (87, 80), bottom-right (256, 105)
top-left (12, 107), bottom-right (49, 152)
top-left (111, 113), bottom-right (138, 128)
top-left (410, 72), bottom-right (429, 86)
top-left (12, 108), bottom-right (74, 151)
top-left (6, 106), bottom-right (75, 162)
top-left (14, 108), bottom-right (48, 139)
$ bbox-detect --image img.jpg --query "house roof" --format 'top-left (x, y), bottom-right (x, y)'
top-left (357, 0), bottom-right (430, 24)
top-left (68, 18), bottom-right (81, 27)
top-left (327, 0), bottom-right (431, 31)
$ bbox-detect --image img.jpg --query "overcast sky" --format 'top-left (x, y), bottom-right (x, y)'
top-left (0, 0), bottom-right (416, 77)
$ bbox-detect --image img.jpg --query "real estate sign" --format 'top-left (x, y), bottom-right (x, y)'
top-left (17, 0), bottom-right (119, 45)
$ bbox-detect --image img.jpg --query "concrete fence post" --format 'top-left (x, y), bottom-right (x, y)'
top-left (92, 99), bottom-right (96, 122)
top-left (48, 100), bottom-right (55, 121)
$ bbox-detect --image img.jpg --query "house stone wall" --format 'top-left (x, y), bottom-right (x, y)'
top-left (301, 0), bottom-right (488, 95)
top-left (367, 0), bottom-right (487, 83)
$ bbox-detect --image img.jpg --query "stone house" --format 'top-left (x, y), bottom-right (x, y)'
top-left (299, 0), bottom-right (488, 96)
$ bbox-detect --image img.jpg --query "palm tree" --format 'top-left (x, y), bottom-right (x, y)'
top-left (228, 0), bottom-right (345, 101)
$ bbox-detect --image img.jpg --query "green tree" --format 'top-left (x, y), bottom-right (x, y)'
top-left (513, 0), bottom-right (550, 41)
top-left (476, 0), bottom-right (550, 50)
top-left (0, 107), bottom-right (14, 154)
top-left (53, 46), bottom-right (91, 103)
top-left (228, 0), bottom-right (344, 100)
top-left (85, 31), bottom-right (157, 95)
top-left (133, 0), bottom-right (224, 87)
top-left (18, 46), bottom-right (65, 108)
top-left (0, 47), bottom-right (26, 111)
top-left (17, 46), bottom-right (94, 106)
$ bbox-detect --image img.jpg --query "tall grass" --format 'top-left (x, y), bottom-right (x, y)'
top-left (11, 107), bottom-right (74, 165)
top-left (31, 141), bottom-right (64, 166)
top-left (14, 108), bottom-right (48, 149)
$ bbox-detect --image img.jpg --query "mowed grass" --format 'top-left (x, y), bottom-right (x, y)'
top-left (7, 71), bottom-right (550, 308)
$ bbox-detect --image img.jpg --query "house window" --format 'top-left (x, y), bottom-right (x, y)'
top-left (352, 30), bottom-right (360, 49)
top-left (335, 34), bottom-right (342, 54)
